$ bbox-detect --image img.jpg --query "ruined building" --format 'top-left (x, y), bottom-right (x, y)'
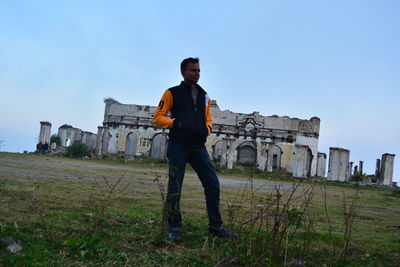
top-left (58, 124), bottom-right (97, 149)
top-left (38, 121), bottom-right (96, 150)
top-left (38, 98), bottom-right (396, 185)
top-left (95, 98), bottom-right (324, 177)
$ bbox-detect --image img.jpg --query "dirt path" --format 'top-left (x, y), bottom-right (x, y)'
top-left (0, 153), bottom-right (295, 190)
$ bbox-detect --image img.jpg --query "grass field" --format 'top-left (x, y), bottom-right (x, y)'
top-left (0, 152), bottom-right (399, 266)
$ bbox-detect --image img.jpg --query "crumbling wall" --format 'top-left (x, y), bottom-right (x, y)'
top-left (327, 147), bottom-right (350, 182)
top-left (278, 143), bottom-right (295, 173)
top-left (292, 145), bottom-right (309, 178)
top-left (151, 133), bottom-right (168, 159)
top-left (58, 125), bottom-right (74, 147)
top-left (58, 124), bottom-right (96, 148)
top-left (82, 131), bottom-right (96, 149)
top-left (296, 135), bottom-right (318, 176)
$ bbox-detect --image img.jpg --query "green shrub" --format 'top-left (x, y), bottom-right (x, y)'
top-left (64, 141), bottom-right (92, 158)
top-left (50, 135), bottom-right (61, 146)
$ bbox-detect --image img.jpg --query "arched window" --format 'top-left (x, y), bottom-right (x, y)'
top-left (237, 141), bottom-right (256, 165)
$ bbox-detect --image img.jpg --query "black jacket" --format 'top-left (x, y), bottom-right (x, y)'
top-left (168, 82), bottom-right (209, 148)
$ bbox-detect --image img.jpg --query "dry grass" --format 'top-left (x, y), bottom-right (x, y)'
top-left (0, 152), bottom-right (399, 266)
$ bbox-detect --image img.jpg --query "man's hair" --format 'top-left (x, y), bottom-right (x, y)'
top-left (180, 57), bottom-right (199, 72)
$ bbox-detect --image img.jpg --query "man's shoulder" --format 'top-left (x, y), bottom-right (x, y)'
top-left (167, 84), bottom-right (182, 94)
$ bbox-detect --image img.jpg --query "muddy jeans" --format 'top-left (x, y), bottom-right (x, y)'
top-left (166, 141), bottom-right (223, 232)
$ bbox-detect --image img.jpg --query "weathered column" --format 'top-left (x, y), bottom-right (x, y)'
top-left (327, 147), bottom-right (350, 182)
top-left (375, 159), bottom-right (381, 178)
top-left (226, 138), bottom-right (238, 169)
top-left (292, 145), bottom-right (308, 178)
top-left (266, 142), bottom-right (274, 173)
top-left (359, 161), bottom-right (364, 175)
top-left (354, 166), bottom-right (358, 175)
top-left (39, 121), bottom-right (52, 144)
top-left (257, 142), bottom-right (268, 171)
top-left (348, 162), bottom-right (354, 178)
top-left (215, 139), bottom-right (226, 168)
top-left (381, 153), bottom-right (395, 186)
top-left (101, 128), bottom-right (110, 155)
top-left (316, 152), bottom-right (327, 177)
top-left (95, 126), bottom-right (104, 155)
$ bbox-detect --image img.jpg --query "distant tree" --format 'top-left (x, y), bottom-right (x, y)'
top-left (64, 141), bottom-right (92, 158)
top-left (50, 134), bottom-right (61, 146)
top-left (0, 138), bottom-right (4, 150)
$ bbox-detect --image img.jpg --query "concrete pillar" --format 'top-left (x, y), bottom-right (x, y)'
top-left (375, 159), bottom-right (381, 178)
top-left (381, 153), bottom-right (395, 186)
top-left (256, 142), bottom-right (268, 171)
top-left (39, 121), bottom-right (52, 144)
top-left (292, 145), bottom-right (308, 178)
top-left (359, 161), bottom-right (364, 175)
top-left (348, 162), bottom-right (353, 178)
top-left (226, 138), bottom-right (238, 169)
top-left (219, 139), bottom-right (228, 168)
top-left (159, 133), bottom-right (168, 160)
top-left (101, 128), bottom-right (110, 155)
top-left (354, 166), bottom-right (358, 175)
top-left (266, 143), bottom-right (274, 173)
top-left (73, 128), bottom-right (82, 143)
top-left (316, 152), bottom-right (327, 177)
top-left (95, 126), bottom-right (104, 155)
top-left (327, 147), bottom-right (350, 182)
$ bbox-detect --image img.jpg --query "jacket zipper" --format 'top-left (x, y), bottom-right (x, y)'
top-left (188, 87), bottom-right (201, 129)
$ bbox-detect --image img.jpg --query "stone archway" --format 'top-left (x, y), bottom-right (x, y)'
top-left (125, 132), bottom-right (139, 155)
top-left (237, 141), bottom-right (256, 165)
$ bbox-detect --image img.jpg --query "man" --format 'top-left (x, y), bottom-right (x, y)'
top-left (153, 57), bottom-right (234, 242)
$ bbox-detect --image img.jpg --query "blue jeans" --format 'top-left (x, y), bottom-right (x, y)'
top-left (166, 141), bottom-right (223, 232)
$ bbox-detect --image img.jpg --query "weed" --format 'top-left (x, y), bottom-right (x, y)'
top-left (85, 174), bottom-right (130, 235)
top-left (390, 186), bottom-right (400, 197)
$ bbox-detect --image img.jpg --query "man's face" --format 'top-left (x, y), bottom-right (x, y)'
top-left (181, 62), bottom-right (200, 85)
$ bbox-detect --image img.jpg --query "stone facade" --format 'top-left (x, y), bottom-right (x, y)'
top-left (96, 98), bottom-right (322, 176)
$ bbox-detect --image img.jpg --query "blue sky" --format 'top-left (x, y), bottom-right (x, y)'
top-left (0, 0), bottom-right (399, 181)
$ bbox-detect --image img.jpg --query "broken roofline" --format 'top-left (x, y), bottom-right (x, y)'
top-left (103, 98), bottom-right (320, 122)
top-left (329, 147), bottom-right (350, 152)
